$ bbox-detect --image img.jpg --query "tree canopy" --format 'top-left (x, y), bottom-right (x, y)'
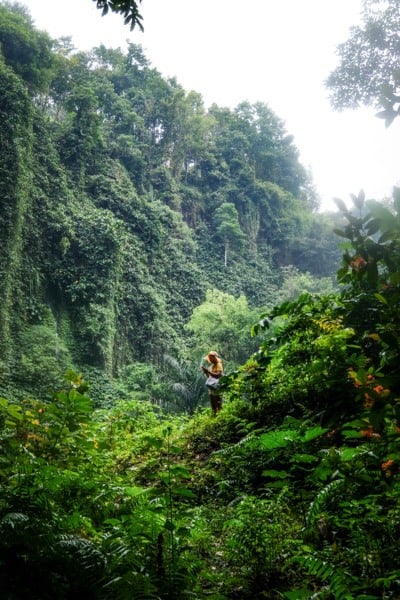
top-left (0, 2), bottom-right (340, 397)
top-left (326, 0), bottom-right (400, 124)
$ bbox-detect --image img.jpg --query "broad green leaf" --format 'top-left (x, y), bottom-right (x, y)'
top-left (125, 486), bottom-right (147, 497)
top-left (158, 472), bottom-right (170, 484)
top-left (340, 446), bottom-right (370, 461)
top-left (259, 429), bottom-right (298, 450)
top-left (169, 465), bottom-right (191, 478)
top-left (378, 230), bottom-right (395, 243)
top-left (341, 429), bottom-right (362, 439)
top-left (172, 486), bottom-right (196, 498)
top-left (343, 419), bottom-right (370, 429)
top-left (301, 426), bottom-right (328, 442)
top-left (6, 405), bottom-right (23, 422)
top-left (352, 190), bottom-right (365, 209)
top-left (333, 197), bottom-right (348, 213)
top-left (313, 466), bottom-right (334, 481)
top-left (374, 293), bottom-right (388, 305)
top-left (261, 469), bottom-right (290, 479)
top-left (365, 219), bottom-right (380, 235)
top-left (366, 200), bottom-right (395, 231)
top-left (375, 108), bottom-right (397, 127)
top-left (333, 228), bottom-right (351, 239)
top-left (263, 480), bottom-right (290, 488)
top-left (104, 518), bottom-right (122, 526)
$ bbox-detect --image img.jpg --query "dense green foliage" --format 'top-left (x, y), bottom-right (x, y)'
top-left (0, 193), bottom-right (399, 598)
top-left (0, 3), bottom-right (340, 398)
top-left (3, 4), bottom-right (400, 598)
top-left (327, 0), bottom-right (400, 125)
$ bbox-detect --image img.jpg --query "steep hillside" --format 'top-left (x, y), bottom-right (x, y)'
top-left (0, 4), bottom-right (340, 398)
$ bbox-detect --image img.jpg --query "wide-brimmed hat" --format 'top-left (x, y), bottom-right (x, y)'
top-left (204, 351), bottom-right (221, 362)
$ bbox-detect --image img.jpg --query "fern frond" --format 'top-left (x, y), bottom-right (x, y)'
top-left (294, 555), bottom-right (356, 600)
top-left (306, 479), bottom-right (344, 529)
top-left (103, 539), bottom-right (145, 572)
top-left (56, 533), bottom-right (105, 569)
top-left (172, 382), bottom-right (192, 401)
top-left (0, 511), bottom-right (29, 529)
top-left (163, 353), bottom-right (183, 374)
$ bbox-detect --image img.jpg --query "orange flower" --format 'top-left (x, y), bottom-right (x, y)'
top-left (350, 256), bottom-right (367, 271)
top-left (373, 385), bottom-right (384, 394)
top-left (382, 459), bottom-right (395, 478)
top-left (381, 459), bottom-right (394, 471)
top-left (360, 425), bottom-right (381, 438)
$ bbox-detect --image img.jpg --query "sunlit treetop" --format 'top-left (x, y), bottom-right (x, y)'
top-left (93, 0), bottom-right (143, 31)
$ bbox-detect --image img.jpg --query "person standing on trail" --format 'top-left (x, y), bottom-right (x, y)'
top-left (201, 351), bottom-right (224, 415)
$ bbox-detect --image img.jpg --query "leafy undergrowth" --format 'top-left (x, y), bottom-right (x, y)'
top-left (1, 385), bottom-right (400, 599)
top-left (1, 193), bottom-right (400, 598)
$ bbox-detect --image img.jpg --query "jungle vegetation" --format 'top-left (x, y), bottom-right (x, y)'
top-left (0, 1), bottom-right (400, 598)
top-left (0, 1), bottom-right (341, 400)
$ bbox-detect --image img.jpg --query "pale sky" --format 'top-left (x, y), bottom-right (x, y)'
top-left (17, 0), bottom-right (400, 211)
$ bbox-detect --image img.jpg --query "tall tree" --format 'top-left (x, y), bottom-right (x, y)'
top-left (236, 101), bottom-right (308, 198)
top-left (214, 202), bottom-right (244, 267)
